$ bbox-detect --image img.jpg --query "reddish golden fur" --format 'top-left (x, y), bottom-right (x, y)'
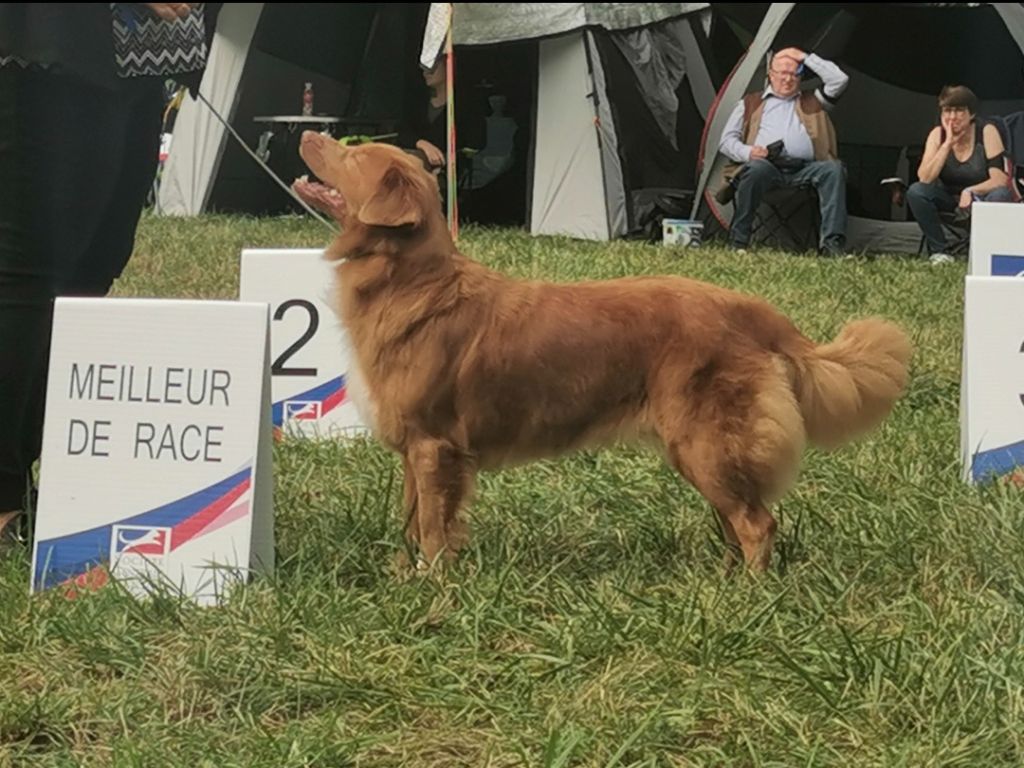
top-left (294, 133), bottom-right (912, 571)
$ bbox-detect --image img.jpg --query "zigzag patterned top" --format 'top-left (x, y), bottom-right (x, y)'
top-left (111, 3), bottom-right (207, 79)
top-left (0, 54), bottom-right (44, 69)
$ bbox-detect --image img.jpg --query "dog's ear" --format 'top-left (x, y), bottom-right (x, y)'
top-left (357, 164), bottom-right (423, 228)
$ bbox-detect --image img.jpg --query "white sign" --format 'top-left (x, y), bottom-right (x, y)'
top-left (968, 202), bottom-right (1024, 277)
top-left (961, 277), bottom-right (1024, 483)
top-left (239, 249), bottom-right (365, 439)
top-left (31, 298), bottom-right (274, 604)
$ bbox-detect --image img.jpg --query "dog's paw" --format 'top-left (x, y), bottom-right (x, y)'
top-left (389, 549), bottom-right (438, 580)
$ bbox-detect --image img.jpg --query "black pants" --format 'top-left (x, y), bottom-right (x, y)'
top-left (0, 66), bottom-right (163, 509)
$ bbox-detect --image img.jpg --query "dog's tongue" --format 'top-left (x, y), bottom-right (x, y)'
top-left (292, 175), bottom-right (346, 220)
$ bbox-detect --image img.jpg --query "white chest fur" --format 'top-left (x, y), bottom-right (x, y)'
top-left (331, 265), bottom-right (381, 437)
top-left (344, 348), bottom-right (379, 436)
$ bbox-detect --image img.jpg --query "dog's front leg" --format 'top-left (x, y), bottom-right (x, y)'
top-left (406, 437), bottom-right (471, 567)
top-left (401, 453), bottom-right (420, 550)
top-left (716, 502), bottom-right (777, 572)
top-left (714, 511), bottom-right (744, 573)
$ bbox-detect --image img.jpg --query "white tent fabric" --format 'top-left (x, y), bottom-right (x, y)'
top-left (157, 3), bottom-right (262, 217)
top-left (421, 2), bottom-right (714, 241)
top-left (672, 19), bottom-right (715, 117)
top-left (995, 3), bottom-right (1024, 52)
top-left (587, 31), bottom-right (627, 240)
top-left (532, 33), bottom-right (610, 240)
top-left (159, 2), bottom-right (716, 243)
top-left (421, 2), bottom-right (709, 65)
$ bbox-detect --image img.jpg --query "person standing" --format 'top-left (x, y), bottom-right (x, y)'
top-left (0, 3), bottom-right (219, 545)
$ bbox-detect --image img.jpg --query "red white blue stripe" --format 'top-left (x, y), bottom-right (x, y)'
top-left (33, 466), bottom-right (252, 592)
top-left (271, 375), bottom-right (346, 428)
top-left (971, 439), bottom-right (1024, 482)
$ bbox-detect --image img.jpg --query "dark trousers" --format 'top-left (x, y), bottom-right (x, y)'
top-left (906, 181), bottom-right (1015, 254)
top-left (0, 66), bottom-right (163, 509)
top-left (730, 158), bottom-right (847, 249)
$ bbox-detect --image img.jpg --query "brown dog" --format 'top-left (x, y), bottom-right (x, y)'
top-left (293, 133), bottom-right (911, 572)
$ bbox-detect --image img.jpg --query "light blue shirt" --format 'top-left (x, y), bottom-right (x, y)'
top-left (719, 53), bottom-right (849, 164)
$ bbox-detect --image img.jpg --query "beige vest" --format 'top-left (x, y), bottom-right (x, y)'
top-left (722, 91), bottom-right (839, 183)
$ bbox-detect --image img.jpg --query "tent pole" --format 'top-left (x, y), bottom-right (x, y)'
top-left (445, 5), bottom-right (458, 241)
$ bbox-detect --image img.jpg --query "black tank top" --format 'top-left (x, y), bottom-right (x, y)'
top-left (940, 137), bottom-right (988, 194)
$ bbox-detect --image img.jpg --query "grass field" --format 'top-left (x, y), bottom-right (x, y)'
top-left (1, 214), bottom-right (1022, 767)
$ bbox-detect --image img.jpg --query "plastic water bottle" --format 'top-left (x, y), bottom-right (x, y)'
top-left (302, 82), bottom-right (314, 116)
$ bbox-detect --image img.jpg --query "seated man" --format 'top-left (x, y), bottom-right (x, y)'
top-left (718, 46), bottom-right (850, 255)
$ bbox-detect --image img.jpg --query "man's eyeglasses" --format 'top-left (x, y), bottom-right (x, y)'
top-left (769, 69), bottom-right (801, 80)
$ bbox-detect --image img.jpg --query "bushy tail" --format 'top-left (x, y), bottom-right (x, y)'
top-left (790, 318), bottom-right (912, 449)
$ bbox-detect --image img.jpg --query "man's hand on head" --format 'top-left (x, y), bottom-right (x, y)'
top-left (773, 47), bottom-right (807, 64)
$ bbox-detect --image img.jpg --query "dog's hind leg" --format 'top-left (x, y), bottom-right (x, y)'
top-left (710, 504), bottom-right (743, 571)
top-left (657, 358), bottom-right (805, 572)
top-left (406, 437), bottom-right (473, 566)
top-left (716, 500), bottom-right (779, 572)
top-left (663, 434), bottom-right (774, 573)
top-left (666, 436), bottom-right (784, 572)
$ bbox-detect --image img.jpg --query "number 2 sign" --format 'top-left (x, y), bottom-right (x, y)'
top-left (239, 249), bottom-right (367, 439)
top-left (272, 299), bottom-right (319, 377)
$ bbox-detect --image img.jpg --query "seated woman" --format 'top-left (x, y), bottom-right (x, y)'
top-left (399, 55), bottom-right (449, 175)
top-left (396, 54), bottom-right (484, 206)
top-left (907, 85), bottom-right (1013, 263)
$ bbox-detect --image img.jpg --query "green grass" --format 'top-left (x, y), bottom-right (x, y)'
top-left (2, 214), bottom-right (1022, 766)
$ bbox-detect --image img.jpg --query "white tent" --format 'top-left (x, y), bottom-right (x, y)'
top-left (418, 3), bottom-right (715, 240)
top-left (159, 3), bottom-right (429, 218)
top-left (159, 2), bottom-right (734, 242)
top-left (158, 3), bottom-right (261, 219)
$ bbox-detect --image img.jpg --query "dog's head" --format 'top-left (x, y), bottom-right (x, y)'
top-left (293, 132), bottom-right (441, 231)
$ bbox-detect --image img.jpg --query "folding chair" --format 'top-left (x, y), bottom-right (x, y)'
top-left (751, 183), bottom-right (821, 251)
top-left (916, 210), bottom-right (971, 257)
top-left (987, 111), bottom-right (1024, 202)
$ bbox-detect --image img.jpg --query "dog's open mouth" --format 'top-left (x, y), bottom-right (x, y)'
top-left (292, 174), bottom-right (347, 220)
